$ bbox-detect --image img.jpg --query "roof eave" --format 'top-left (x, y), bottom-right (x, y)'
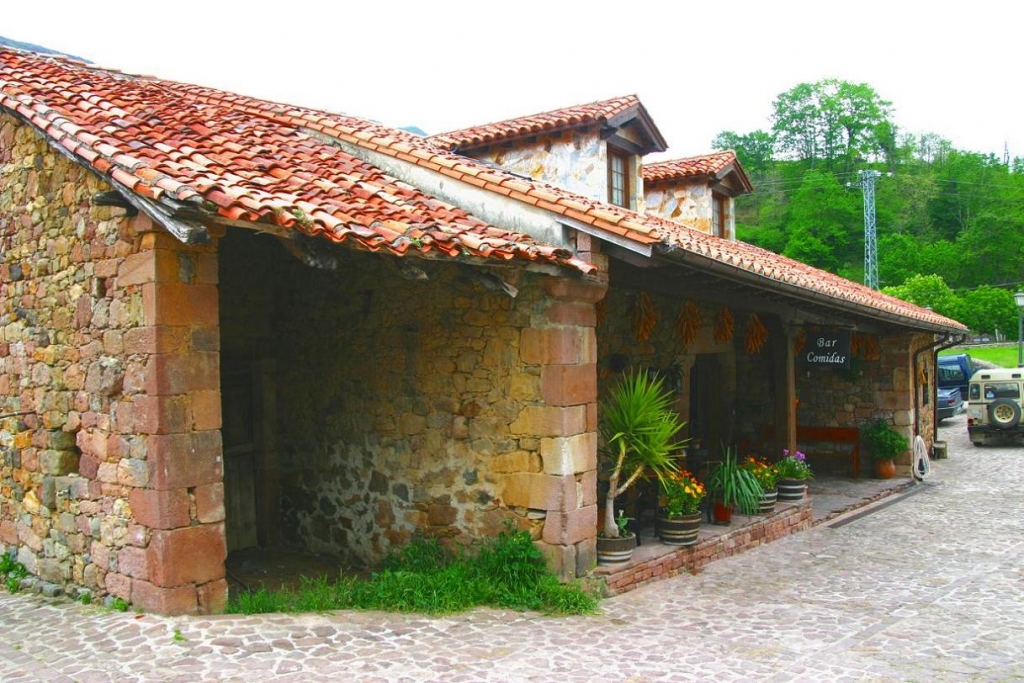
top-left (654, 244), bottom-right (967, 335)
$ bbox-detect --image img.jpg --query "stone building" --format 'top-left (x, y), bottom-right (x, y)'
top-left (0, 48), bottom-right (966, 614)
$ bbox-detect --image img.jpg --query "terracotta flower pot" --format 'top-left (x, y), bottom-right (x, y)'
top-left (874, 458), bottom-right (896, 479)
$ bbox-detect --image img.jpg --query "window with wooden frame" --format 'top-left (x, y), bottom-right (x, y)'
top-left (712, 193), bottom-right (727, 237)
top-left (607, 148), bottom-right (630, 208)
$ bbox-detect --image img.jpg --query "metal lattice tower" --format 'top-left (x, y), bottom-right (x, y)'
top-left (853, 170), bottom-right (882, 290)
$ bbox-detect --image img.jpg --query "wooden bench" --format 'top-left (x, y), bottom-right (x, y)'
top-left (760, 425), bottom-right (862, 478)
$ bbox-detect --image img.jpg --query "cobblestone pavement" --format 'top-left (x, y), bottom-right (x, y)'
top-left (2, 414), bottom-right (1023, 682)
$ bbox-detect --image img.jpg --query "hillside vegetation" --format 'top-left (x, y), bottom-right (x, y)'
top-left (717, 79), bottom-right (1024, 337)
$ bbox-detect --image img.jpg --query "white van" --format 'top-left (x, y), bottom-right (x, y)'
top-left (966, 367), bottom-right (1024, 445)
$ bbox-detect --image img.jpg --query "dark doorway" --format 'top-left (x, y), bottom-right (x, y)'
top-left (689, 353), bottom-right (727, 457)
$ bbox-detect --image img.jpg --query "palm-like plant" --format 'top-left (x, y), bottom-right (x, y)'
top-left (599, 370), bottom-right (686, 538)
top-left (706, 446), bottom-right (764, 516)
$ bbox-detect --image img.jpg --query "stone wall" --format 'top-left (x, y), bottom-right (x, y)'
top-left (0, 114), bottom-right (225, 613)
top-left (644, 181), bottom-right (734, 239)
top-left (468, 129), bottom-right (641, 210)
top-left (794, 332), bottom-right (934, 474)
top-left (219, 231), bottom-right (602, 577)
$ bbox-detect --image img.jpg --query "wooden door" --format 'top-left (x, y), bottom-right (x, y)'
top-left (221, 364), bottom-right (259, 552)
top-left (690, 354), bottom-right (725, 457)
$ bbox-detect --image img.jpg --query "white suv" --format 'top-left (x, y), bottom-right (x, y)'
top-left (967, 367), bottom-right (1024, 445)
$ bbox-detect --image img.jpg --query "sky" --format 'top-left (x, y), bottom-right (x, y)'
top-left (3, 1), bottom-right (1021, 162)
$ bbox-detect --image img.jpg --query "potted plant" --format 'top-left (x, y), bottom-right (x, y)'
top-left (775, 449), bottom-right (813, 501)
top-left (705, 446), bottom-right (763, 525)
top-left (860, 418), bottom-right (908, 479)
top-left (597, 369), bottom-right (686, 564)
top-left (656, 469), bottom-right (705, 546)
top-left (742, 456), bottom-right (779, 513)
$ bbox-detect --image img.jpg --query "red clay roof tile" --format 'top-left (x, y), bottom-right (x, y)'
top-left (644, 150), bottom-right (753, 193)
top-left (0, 47), bottom-right (593, 275)
top-left (430, 95), bottom-right (652, 151)
top-left (0, 48), bottom-right (963, 331)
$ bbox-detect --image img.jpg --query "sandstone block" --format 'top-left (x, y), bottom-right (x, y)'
top-left (146, 431), bottom-right (223, 490)
top-left (133, 395), bottom-right (188, 435)
top-left (194, 483), bottom-right (225, 523)
top-left (197, 578), bottom-right (228, 614)
top-left (131, 579), bottom-right (198, 615)
top-left (117, 546), bottom-right (150, 580)
top-left (190, 390), bottom-right (222, 431)
top-left (145, 353), bottom-right (219, 396)
top-left (510, 405), bottom-right (586, 438)
top-left (541, 363), bottom-right (597, 406)
top-left (546, 301), bottom-right (596, 327)
top-left (122, 326), bottom-right (191, 355)
top-left (488, 451), bottom-right (542, 474)
top-left (575, 536), bottom-right (596, 576)
top-left (500, 473), bottom-right (575, 511)
top-left (539, 277), bottom-right (607, 303)
top-left (146, 524), bottom-right (226, 588)
top-left (536, 540), bottom-right (576, 582)
top-left (520, 327), bottom-right (596, 366)
top-left (540, 432), bottom-right (597, 475)
top-left (542, 505), bottom-right (597, 545)
top-left (104, 571), bottom-right (132, 601)
top-left (130, 488), bottom-right (190, 529)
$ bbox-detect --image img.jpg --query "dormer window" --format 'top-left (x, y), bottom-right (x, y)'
top-left (608, 148), bottom-right (630, 208)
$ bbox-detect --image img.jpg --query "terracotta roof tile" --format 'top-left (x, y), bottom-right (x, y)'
top-left (644, 150), bottom-right (752, 193)
top-left (429, 95), bottom-right (643, 151)
top-left (0, 47), bottom-right (593, 274)
top-left (0, 48), bottom-right (963, 332)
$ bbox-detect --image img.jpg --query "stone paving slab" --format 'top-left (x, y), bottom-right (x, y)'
top-left (2, 414), bottom-right (1023, 681)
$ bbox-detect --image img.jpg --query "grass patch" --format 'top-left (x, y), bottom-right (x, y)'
top-left (941, 345), bottom-right (1020, 368)
top-left (226, 528), bottom-right (597, 617)
top-left (0, 551), bottom-right (28, 593)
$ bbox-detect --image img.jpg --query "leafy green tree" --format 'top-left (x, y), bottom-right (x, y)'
top-left (711, 129), bottom-right (775, 174)
top-left (955, 213), bottom-right (1024, 288)
top-left (883, 274), bottom-right (961, 321)
top-left (959, 287), bottom-right (1018, 337)
top-left (771, 79), bottom-right (893, 172)
top-left (781, 170), bottom-right (861, 270)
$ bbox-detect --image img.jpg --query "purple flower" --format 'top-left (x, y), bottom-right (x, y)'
top-left (795, 451), bottom-right (806, 461)
top-left (782, 449), bottom-right (789, 457)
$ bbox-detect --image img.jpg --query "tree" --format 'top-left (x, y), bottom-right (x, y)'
top-left (959, 287), bottom-right (1017, 337)
top-left (883, 274), bottom-right (962, 322)
top-left (781, 170), bottom-right (861, 271)
top-left (771, 79), bottom-right (893, 172)
top-left (711, 129), bottom-right (775, 175)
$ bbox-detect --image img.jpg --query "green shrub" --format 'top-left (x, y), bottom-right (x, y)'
top-left (0, 552), bottom-right (27, 593)
top-left (226, 529), bottom-right (597, 617)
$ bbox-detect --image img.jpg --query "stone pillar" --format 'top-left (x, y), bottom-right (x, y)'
top-left (885, 333), bottom-right (917, 475)
top-left (508, 275), bottom-right (606, 580)
top-left (117, 223), bottom-right (225, 614)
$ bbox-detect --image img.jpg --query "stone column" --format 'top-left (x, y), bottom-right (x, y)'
top-left (112, 223), bottom-right (225, 614)
top-left (507, 276), bottom-right (606, 580)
